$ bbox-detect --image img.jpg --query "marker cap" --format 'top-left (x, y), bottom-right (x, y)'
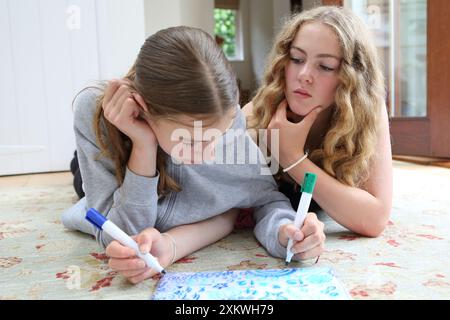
top-left (86, 208), bottom-right (107, 230)
top-left (301, 172), bottom-right (317, 194)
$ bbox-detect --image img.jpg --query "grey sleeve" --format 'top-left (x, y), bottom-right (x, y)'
top-left (72, 88), bottom-right (160, 248)
top-left (251, 175), bottom-right (296, 259)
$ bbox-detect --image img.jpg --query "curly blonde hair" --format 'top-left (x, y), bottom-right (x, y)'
top-left (249, 6), bottom-right (386, 188)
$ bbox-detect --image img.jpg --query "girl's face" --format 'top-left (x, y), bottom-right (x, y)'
top-left (284, 22), bottom-right (342, 117)
top-left (148, 109), bottom-right (235, 164)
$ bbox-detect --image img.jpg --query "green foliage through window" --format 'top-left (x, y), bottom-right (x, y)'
top-left (214, 9), bottom-right (237, 58)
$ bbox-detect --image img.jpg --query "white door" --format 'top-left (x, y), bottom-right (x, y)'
top-left (0, 0), bottom-right (100, 175)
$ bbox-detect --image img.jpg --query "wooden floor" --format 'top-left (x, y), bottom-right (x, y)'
top-left (1, 157), bottom-right (449, 188)
top-left (0, 171), bottom-right (72, 188)
top-left (392, 155), bottom-right (450, 169)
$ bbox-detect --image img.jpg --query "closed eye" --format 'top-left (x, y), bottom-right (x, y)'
top-left (290, 57), bottom-right (305, 64)
top-left (319, 65), bottom-right (335, 72)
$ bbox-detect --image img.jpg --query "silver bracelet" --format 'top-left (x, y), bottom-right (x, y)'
top-left (283, 152), bottom-right (309, 173)
top-left (162, 233), bottom-right (177, 265)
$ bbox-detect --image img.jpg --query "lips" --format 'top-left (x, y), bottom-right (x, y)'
top-left (294, 88), bottom-right (312, 98)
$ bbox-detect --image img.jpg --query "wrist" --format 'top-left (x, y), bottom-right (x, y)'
top-left (282, 149), bottom-right (304, 167)
top-left (128, 143), bottom-right (157, 177)
top-left (132, 140), bottom-right (157, 153)
top-left (283, 151), bottom-right (308, 173)
top-left (161, 233), bottom-right (177, 267)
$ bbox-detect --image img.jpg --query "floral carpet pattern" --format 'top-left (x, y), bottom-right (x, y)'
top-left (1, 161), bottom-right (449, 299)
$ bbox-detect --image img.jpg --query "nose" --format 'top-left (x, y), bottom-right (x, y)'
top-left (297, 63), bottom-right (313, 85)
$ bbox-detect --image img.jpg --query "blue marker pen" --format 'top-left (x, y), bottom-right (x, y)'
top-left (85, 208), bottom-right (166, 274)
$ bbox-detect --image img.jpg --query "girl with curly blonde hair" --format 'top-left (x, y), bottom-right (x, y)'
top-left (244, 6), bottom-right (392, 239)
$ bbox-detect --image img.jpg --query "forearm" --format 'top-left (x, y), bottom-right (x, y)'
top-left (253, 204), bottom-right (295, 259)
top-left (287, 159), bottom-right (390, 237)
top-left (127, 143), bottom-right (157, 177)
top-left (165, 208), bottom-right (239, 261)
top-left (98, 143), bottom-right (158, 246)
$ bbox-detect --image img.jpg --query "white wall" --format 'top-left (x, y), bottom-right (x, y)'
top-left (0, 0), bottom-right (147, 176)
top-left (229, 0), bottom-right (291, 93)
top-left (249, 0), bottom-right (274, 88)
top-left (303, 0), bottom-right (322, 10)
top-left (179, 0), bottom-right (214, 35)
top-left (229, 0), bottom-right (254, 93)
top-left (273, 0), bottom-right (291, 35)
top-left (144, 0), bottom-right (181, 36)
top-left (95, 0), bottom-right (146, 79)
top-left (144, 0), bottom-right (214, 37)
top-left (0, 0), bottom-right (100, 176)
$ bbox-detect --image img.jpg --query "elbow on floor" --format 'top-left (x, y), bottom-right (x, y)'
top-left (359, 203), bottom-right (392, 238)
top-left (360, 219), bottom-right (389, 238)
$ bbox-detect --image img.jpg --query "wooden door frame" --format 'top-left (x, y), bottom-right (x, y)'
top-left (321, 0), bottom-right (343, 5)
top-left (428, 0), bottom-right (450, 158)
top-left (391, 0), bottom-right (450, 157)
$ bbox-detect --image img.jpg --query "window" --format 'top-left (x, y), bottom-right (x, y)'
top-left (344, 0), bottom-right (427, 118)
top-left (214, 0), bottom-right (243, 60)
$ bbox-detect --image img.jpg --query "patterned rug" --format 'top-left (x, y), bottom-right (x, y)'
top-left (1, 161), bottom-right (449, 299)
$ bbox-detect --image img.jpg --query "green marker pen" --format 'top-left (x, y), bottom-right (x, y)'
top-left (285, 172), bottom-right (317, 265)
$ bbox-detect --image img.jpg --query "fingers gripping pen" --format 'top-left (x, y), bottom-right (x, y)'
top-left (85, 208), bottom-right (166, 274)
top-left (285, 172), bottom-right (317, 265)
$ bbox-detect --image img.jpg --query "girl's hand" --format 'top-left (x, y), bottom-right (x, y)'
top-left (278, 212), bottom-right (325, 261)
top-left (105, 228), bottom-right (173, 284)
top-left (102, 79), bottom-right (157, 149)
top-left (266, 100), bottom-right (321, 168)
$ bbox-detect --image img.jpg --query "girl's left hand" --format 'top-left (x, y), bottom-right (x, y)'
top-left (266, 100), bottom-right (321, 168)
top-left (278, 212), bottom-right (325, 261)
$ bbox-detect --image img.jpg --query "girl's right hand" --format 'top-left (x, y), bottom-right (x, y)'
top-left (278, 212), bottom-right (325, 261)
top-left (102, 79), bottom-right (157, 149)
top-left (106, 228), bottom-right (173, 284)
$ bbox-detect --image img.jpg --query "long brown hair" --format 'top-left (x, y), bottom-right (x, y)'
top-left (250, 6), bottom-right (386, 188)
top-left (84, 26), bottom-right (238, 196)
